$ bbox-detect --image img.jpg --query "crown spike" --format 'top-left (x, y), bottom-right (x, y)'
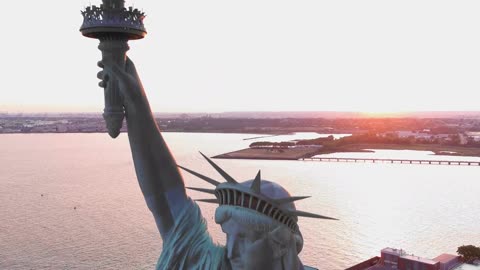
top-left (178, 165), bottom-right (220, 186)
top-left (186, 187), bottom-right (216, 195)
top-left (195, 199), bottom-right (219, 204)
top-left (250, 170), bottom-right (262, 193)
top-left (199, 152), bottom-right (238, 184)
top-left (274, 196), bottom-right (311, 205)
top-left (288, 210), bottom-right (338, 220)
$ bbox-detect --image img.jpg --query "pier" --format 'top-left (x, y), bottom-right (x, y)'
top-left (300, 157), bottom-right (480, 166)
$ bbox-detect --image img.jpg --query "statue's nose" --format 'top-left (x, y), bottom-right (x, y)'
top-left (226, 235), bottom-right (239, 259)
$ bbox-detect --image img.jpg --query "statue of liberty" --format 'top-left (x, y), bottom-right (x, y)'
top-left (96, 58), bottom-right (337, 269)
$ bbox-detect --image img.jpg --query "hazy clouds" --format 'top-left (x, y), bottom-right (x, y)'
top-left (1, 0), bottom-right (479, 113)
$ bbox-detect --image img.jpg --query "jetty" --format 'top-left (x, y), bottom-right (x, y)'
top-left (300, 157), bottom-right (480, 166)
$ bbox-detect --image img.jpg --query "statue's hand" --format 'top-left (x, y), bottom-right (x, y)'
top-left (97, 57), bottom-right (148, 112)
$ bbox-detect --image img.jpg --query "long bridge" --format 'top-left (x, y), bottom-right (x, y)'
top-left (300, 157), bottom-right (480, 166)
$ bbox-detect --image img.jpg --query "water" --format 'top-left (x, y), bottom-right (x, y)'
top-left (1, 133), bottom-right (479, 269)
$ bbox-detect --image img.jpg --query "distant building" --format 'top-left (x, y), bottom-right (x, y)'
top-left (398, 253), bottom-right (439, 270)
top-left (381, 247), bottom-right (406, 268)
top-left (433, 254), bottom-right (462, 270)
top-left (56, 125), bottom-right (67, 133)
top-left (379, 131), bottom-right (452, 143)
top-left (348, 247), bottom-right (468, 270)
top-left (466, 132), bottom-right (480, 142)
top-left (396, 131), bottom-right (432, 139)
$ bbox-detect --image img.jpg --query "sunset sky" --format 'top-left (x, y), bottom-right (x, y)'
top-left (1, 0), bottom-right (479, 113)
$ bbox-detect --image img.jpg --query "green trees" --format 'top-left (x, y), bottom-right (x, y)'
top-left (457, 245), bottom-right (480, 263)
top-left (249, 141), bottom-right (296, 148)
top-left (295, 135), bottom-right (335, 146)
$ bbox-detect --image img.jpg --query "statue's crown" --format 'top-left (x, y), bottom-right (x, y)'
top-left (179, 153), bottom-right (337, 233)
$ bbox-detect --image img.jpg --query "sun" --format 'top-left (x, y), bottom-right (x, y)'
top-left (359, 109), bottom-right (409, 118)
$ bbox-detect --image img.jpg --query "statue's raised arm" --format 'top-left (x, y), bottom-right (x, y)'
top-left (98, 57), bottom-right (336, 270)
top-left (98, 58), bottom-right (188, 238)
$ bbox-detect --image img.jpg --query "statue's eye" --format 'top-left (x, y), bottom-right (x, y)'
top-left (245, 231), bottom-right (262, 242)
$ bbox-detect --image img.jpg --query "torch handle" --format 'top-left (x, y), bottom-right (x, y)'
top-left (98, 39), bottom-right (130, 138)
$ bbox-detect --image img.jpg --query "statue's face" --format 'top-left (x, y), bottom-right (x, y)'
top-left (221, 218), bottom-right (275, 270)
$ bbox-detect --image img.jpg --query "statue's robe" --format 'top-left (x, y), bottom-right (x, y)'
top-left (156, 200), bottom-right (314, 270)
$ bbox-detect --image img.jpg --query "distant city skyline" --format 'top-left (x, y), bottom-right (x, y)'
top-left (1, 0), bottom-right (480, 113)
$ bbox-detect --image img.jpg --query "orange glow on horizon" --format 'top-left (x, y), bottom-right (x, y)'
top-left (358, 110), bottom-right (411, 118)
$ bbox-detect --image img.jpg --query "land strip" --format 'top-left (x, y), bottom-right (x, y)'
top-left (214, 143), bottom-right (480, 161)
top-left (3, 115), bottom-right (480, 135)
top-left (214, 147), bottom-right (323, 160)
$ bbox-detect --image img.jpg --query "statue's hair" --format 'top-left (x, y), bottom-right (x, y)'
top-left (215, 205), bottom-right (304, 254)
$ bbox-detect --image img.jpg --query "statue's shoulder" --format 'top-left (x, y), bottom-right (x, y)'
top-left (157, 199), bottom-right (227, 269)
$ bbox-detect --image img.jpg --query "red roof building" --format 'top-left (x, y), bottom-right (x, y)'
top-left (433, 254), bottom-right (462, 270)
top-left (348, 247), bottom-right (462, 270)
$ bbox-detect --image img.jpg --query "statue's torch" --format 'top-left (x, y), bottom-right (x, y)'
top-left (80, 0), bottom-right (147, 138)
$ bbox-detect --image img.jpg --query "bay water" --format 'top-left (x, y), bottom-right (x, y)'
top-left (1, 133), bottom-right (479, 269)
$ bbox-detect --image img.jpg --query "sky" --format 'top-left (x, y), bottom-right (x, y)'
top-left (1, 0), bottom-right (479, 113)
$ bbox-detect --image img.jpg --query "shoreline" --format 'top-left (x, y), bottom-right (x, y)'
top-left (3, 131), bottom-right (480, 158)
top-left (214, 147), bottom-right (323, 160)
